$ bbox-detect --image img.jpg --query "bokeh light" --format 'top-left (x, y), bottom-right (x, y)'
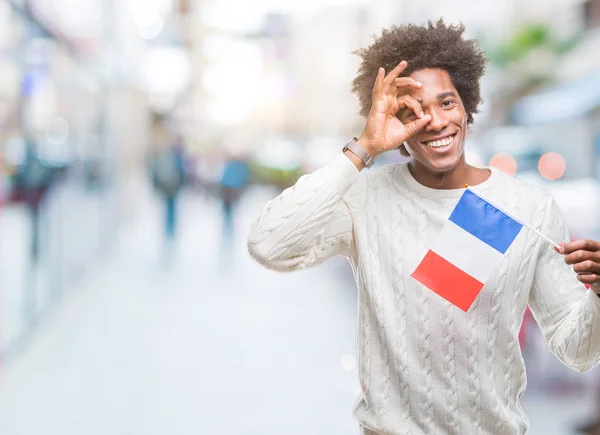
top-left (488, 153), bottom-right (518, 175)
top-left (538, 152), bottom-right (566, 181)
top-left (340, 354), bottom-right (356, 371)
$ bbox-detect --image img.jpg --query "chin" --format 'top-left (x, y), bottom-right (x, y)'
top-left (408, 146), bottom-right (464, 174)
top-left (422, 155), bottom-right (462, 173)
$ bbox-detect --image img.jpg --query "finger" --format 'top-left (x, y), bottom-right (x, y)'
top-left (382, 61), bottom-right (408, 94)
top-left (576, 273), bottom-right (600, 285)
top-left (393, 77), bottom-right (422, 90)
top-left (397, 95), bottom-right (424, 119)
top-left (403, 114), bottom-right (432, 138)
top-left (573, 260), bottom-right (600, 274)
top-left (562, 239), bottom-right (600, 255)
top-left (372, 67), bottom-right (385, 98)
top-left (554, 242), bottom-right (566, 254)
top-left (383, 60), bottom-right (408, 88)
top-left (565, 249), bottom-right (600, 265)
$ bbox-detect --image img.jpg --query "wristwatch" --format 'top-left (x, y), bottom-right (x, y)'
top-left (343, 137), bottom-right (375, 168)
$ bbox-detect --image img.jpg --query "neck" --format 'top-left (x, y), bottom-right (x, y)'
top-left (408, 157), bottom-right (479, 190)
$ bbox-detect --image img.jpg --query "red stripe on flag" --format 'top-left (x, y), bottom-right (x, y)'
top-left (411, 250), bottom-right (484, 312)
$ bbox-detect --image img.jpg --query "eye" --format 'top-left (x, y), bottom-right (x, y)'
top-left (441, 100), bottom-right (456, 108)
top-left (396, 110), bottom-right (416, 122)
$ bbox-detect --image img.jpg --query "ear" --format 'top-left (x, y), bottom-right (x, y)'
top-left (399, 143), bottom-right (410, 157)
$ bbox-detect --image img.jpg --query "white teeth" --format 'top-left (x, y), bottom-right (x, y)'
top-left (425, 135), bottom-right (455, 148)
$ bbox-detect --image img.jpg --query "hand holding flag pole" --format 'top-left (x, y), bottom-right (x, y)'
top-left (498, 200), bottom-right (600, 293)
top-left (558, 239), bottom-right (600, 293)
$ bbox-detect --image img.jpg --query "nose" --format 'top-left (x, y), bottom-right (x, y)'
top-left (424, 108), bottom-right (449, 132)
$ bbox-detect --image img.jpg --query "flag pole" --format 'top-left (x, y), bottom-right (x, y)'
top-left (520, 222), bottom-right (561, 250)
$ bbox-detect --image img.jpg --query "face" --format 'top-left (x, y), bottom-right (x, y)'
top-left (397, 68), bottom-right (468, 173)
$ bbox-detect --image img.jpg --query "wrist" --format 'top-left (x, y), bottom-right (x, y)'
top-left (343, 149), bottom-right (365, 171)
top-left (356, 136), bottom-right (381, 159)
top-left (343, 137), bottom-right (376, 169)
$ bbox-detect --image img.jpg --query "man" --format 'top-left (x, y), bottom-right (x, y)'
top-left (247, 19), bottom-right (600, 434)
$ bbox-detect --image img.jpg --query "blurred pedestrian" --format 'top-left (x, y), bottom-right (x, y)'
top-left (248, 19), bottom-right (600, 434)
top-left (150, 133), bottom-right (186, 254)
top-left (219, 157), bottom-right (250, 240)
top-left (12, 141), bottom-right (53, 263)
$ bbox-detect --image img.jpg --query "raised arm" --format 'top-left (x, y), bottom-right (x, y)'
top-left (247, 153), bottom-right (362, 271)
top-left (247, 60), bottom-right (432, 272)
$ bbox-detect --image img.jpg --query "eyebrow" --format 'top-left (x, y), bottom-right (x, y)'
top-left (415, 91), bottom-right (457, 105)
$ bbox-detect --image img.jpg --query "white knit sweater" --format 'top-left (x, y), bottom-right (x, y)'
top-left (247, 153), bottom-right (600, 435)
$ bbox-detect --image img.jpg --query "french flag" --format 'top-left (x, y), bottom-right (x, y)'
top-left (411, 190), bottom-right (523, 312)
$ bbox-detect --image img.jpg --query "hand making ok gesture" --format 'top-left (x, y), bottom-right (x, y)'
top-left (357, 60), bottom-right (432, 158)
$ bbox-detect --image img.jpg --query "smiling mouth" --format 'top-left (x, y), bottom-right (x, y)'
top-left (423, 134), bottom-right (456, 148)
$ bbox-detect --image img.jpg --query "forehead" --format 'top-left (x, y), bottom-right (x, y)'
top-left (406, 68), bottom-right (458, 102)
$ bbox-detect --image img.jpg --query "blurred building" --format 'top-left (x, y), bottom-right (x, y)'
top-left (0, 0), bottom-right (196, 362)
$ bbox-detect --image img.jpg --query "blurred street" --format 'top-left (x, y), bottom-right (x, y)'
top-left (0, 182), bottom-right (363, 435)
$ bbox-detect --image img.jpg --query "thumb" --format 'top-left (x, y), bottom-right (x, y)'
top-left (403, 114), bottom-right (431, 139)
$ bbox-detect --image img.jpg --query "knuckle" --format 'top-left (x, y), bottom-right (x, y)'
top-left (578, 274), bottom-right (590, 283)
top-left (584, 260), bottom-right (595, 270)
top-left (566, 257), bottom-right (575, 265)
top-left (575, 260), bottom-right (595, 273)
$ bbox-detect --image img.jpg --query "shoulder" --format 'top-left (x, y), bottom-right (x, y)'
top-left (341, 162), bottom-right (402, 208)
top-left (488, 169), bottom-right (556, 218)
top-left (364, 162), bottom-right (404, 185)
top-left (358, 161), bottom-right (408, 193)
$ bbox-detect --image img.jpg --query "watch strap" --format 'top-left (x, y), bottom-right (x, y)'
top-left (343, 137), bottom-right (375, 168)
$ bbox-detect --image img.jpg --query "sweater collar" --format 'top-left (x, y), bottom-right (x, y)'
top-left (395, 163), bottom-right (501, 199)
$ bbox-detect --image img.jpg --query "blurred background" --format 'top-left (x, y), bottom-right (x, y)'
top-left (0, 0), bottom-right (598, 434)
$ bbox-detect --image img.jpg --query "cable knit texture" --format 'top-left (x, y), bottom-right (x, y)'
top-left (247, 153), bottom-right (600, 435)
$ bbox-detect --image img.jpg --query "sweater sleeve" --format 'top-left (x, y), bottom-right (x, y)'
top-left (528, 196), bottom-right (600, 372)
top-left (247, 153), bottom-right (363, 272)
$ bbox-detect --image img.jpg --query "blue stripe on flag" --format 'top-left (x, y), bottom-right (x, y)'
top-left (448, 190), bottom-right (523, 254)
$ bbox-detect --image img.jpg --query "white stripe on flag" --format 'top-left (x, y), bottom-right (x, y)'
top-left (430, 220), bottom-right (506, 284)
